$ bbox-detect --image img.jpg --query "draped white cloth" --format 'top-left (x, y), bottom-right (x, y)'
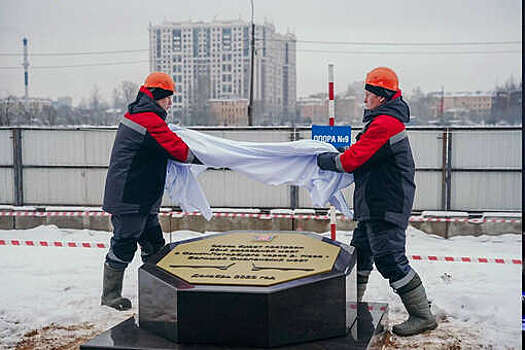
top-left (165, 126), bottom-right (354, 220)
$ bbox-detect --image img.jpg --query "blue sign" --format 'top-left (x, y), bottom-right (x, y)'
top-left (311, 125), bottom-right (352, 148)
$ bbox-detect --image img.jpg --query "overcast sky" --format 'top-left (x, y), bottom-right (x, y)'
top-left (0, 0), bottom-right (522, 104)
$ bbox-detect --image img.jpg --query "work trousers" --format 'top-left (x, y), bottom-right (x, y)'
top-left (350, 220), bottom-right (415, 290)
top-left (105, 213), bottom-right (166, 270)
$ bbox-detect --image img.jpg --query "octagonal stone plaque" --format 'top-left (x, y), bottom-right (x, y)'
top-left (155, 232), bottom-right (341, 286)
top-left (139, 231), bottom-right (357, 348)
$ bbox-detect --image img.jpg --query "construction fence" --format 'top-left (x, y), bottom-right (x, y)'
top-left (0, 126), bottom-right (521, 212)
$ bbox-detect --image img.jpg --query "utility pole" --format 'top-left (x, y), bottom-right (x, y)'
top-left (247, 0), bottom-right (255, 126)
top-left (439, 86), bottom-right (444, 124)
top-left (23, 37), bottom-right (29, 103)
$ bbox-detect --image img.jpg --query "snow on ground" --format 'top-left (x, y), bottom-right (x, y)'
top-left (0, 225), bottom-right (521, 349)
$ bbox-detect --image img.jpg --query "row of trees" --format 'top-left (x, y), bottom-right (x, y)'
top-left (1, 77), bottom-right (521, 127)
top-left (0, 81), bottom-right (139, 127)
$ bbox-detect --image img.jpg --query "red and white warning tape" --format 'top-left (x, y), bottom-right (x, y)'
top-left (0, 211), bottom-right (521, 223)
top-left (409, 254), bottom-right (522, 265)
top-left (0, 239), bottom-right (107, 248)
top-left (0, 239), bottom-right (521, 265)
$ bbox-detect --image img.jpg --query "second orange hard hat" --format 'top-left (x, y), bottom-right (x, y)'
top-left (144, 72), bottom-right (175, 92)
top-left (365, 67), bottom-right (399, 92)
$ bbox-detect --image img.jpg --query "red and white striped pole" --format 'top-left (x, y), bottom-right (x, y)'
top-left (328, 63), bottom-right (336, 240)
top-left (328, 64), bottom-right (335, 126)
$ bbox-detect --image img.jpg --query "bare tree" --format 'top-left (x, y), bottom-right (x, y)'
top-left (0, 95), bottom-right (15, 126)
top-left (41, 105), bottom-right (58, 126)
top-left (88, 85), bottom-right (109, 125)
top-left (112, 80), bottom-right (139, 111)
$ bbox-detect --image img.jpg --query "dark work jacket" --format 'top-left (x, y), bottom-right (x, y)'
top-left (103, 86), bottom-right (190, 215)
top-left (340, 90), bottom-right (415, 228)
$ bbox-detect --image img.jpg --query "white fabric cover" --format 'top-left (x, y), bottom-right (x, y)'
top-left (165, 126), bottom-right (354, 220)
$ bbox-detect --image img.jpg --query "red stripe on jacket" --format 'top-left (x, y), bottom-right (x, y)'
top-left (340, 115), bottom-right (405, 172)
top-left (125, 111), bottom-right (189, 162)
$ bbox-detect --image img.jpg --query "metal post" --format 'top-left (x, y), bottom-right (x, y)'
top-left (289, 128), bottom-right (299, 212)
top-left (247, 0), bottom-right (255, 126)
top-left (12, 128), bottom-right (23, 206)
top-left (23, 38), bottom-right (29, 103)
top-left (440, 130), bottom-right (447, 210)
top-left (446, 129), bottom-right (452, 211)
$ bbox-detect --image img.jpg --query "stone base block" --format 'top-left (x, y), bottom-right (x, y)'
top-left (81, 302), bottom-right (388, 350)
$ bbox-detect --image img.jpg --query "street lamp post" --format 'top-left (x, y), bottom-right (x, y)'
top-left (247, 0), bottom-right (255, 126)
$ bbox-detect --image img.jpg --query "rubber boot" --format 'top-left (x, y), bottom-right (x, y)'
top-left (392, 283), bottom-right (437, 336)
top-left (101, 263), bottom-right (132, 311)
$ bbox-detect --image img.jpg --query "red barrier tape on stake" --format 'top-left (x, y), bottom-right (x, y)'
top-left (0, 239), bottom-right (520, 264)
top-left (0, 211), bottom-right (521, 223)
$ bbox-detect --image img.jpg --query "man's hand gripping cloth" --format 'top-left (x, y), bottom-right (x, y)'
top-left (165, 125), bottom-right (354, 220)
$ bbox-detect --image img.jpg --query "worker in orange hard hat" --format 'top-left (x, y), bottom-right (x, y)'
top-left (101, 72), bottom-right (202, 311)
top-left (317, 67), bottom-right (437, 336)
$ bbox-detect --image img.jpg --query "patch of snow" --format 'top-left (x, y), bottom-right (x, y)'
top-left (422, 211), bottom-right (469, 218)
top-left (0, 225), bottom-right (521, 349)
top-left (482, 212), bottom-right (522, 218)
top-left (270, 209), bottom-right (294, 214)
top-left (212, 208), bottom-right (261, 213)
top-left (293, 209), bottom-right (316, 214)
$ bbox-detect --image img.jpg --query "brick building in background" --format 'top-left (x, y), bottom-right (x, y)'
top-left (297, 95), bottom-right (363, 126)
top-left (209, 98), bottom-right (249, 126)
top-left (430, 91), bottom-right (493, 119)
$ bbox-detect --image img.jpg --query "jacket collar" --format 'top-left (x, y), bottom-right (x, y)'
top-left (362, 89), bottom-right (410, 124)
top-left (127, 86), bottom-right (167, 120)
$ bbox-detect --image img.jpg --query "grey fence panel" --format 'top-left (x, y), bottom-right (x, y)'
top-left (0, 130), bottom-right (12, 165)
top-left (451, 171), bottom-right (521, 210)
top-left (451, 130), bottom-right (521, 169)
top-left (23, 168), bottom-right (106, 205)
top-left (0, 168), bottom-right (14, 204)
top-left (84, 130), bottom-right (116, 166)
top-left (22, 129), bottom-right (116, 166)
top-left (410, 131), bottom-right (443, 169)
top-left (413, 171), bottom-right (442, 210)
top-left (23, 130), bottom-right (83, 166)
top-left (0, 127), bottom-right (521, 210)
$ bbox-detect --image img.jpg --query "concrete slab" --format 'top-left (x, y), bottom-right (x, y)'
top-left (46, 215), bottom-right (84, 230)
top-left (88, 215), bottom-right (112, 232)
top-left (0, 215), bottom-right (14, 230)
top-left (14, 216), bottom-right (46, 230)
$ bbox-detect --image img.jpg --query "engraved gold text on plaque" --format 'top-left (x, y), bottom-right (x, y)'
top-left (156, 233), bottom-right (340, 286)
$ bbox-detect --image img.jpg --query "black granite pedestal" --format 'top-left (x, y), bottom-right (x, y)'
top-left (81, 231), bottom-right (389, 349)
top-left (80, 302), bottom-right (388, 350)
top-left (138, 232), bottom-right (356, 348)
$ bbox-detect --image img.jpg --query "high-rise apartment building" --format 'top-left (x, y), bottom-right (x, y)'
top-left (149, 20), bottom-right (296, 125)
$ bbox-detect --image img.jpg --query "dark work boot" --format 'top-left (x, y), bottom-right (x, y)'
top-left (392, 280), bottom-right (437, 336)
top-left (101, 263), bottom-right (132, 311)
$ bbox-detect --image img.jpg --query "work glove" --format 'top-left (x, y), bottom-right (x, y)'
top-left (316, 152), bottom-right (344, 173)
top-left (192, 155), bottom-right (203, 165)
top-left (186, 150), bottom-right (203, 165)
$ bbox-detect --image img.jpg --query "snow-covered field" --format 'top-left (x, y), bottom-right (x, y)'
top-left (0, 225), bottom-right (521, 349)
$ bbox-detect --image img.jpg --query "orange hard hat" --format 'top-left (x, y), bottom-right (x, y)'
top-left (144, 72), bottom-right (175, 92)
top-left (365, 67), bottom-right (399, 92)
